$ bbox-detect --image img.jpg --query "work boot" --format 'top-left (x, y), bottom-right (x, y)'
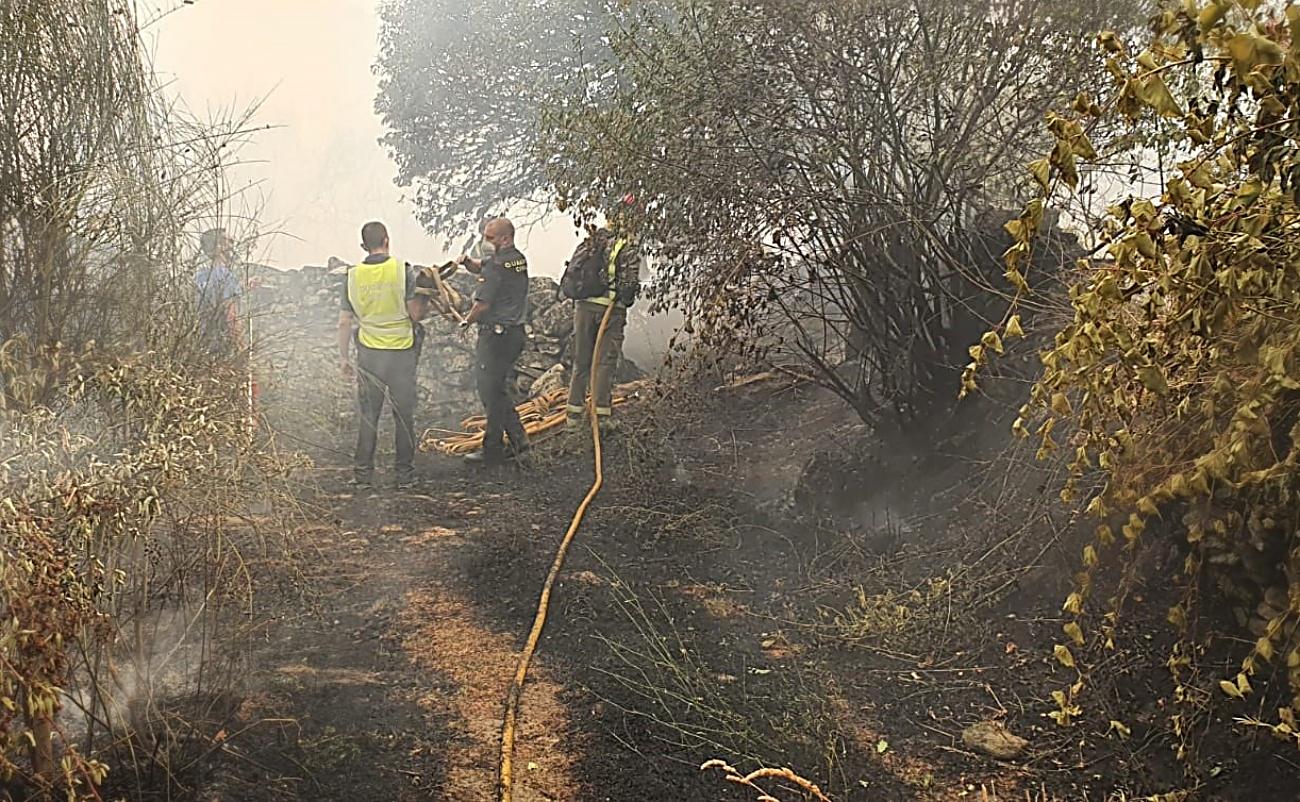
top-left (464, 448), bottom-right (504, 466)
top-left (350, 471), bottom-right (374, 489)
top-left (597, 416), bottom-right (622, 436)
top-left (564, 414), bottom-right (584, 432)
top-left (394, 471), bottom-right (418, 489)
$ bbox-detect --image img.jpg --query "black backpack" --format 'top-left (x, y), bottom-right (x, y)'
top-left (559, 232), bottom-right (611, 300)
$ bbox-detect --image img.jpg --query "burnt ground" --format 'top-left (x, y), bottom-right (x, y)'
top-left (198, 377), bottom-right (1300, 802)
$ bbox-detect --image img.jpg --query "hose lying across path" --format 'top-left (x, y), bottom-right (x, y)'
top-left (496, 301), bottom-right (617, 802)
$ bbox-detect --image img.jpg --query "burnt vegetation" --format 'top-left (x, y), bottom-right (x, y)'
top-left (7, 1), bottom-right (1300, 801)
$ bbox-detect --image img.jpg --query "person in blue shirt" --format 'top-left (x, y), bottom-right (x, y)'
top-left (194, 228), bottom-right (243, 356)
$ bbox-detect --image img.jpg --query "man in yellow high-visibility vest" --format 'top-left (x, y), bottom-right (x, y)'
top-left (337, 221), bottom-right (428, 488)
top-left (565, 227), bottom-right (642, 432)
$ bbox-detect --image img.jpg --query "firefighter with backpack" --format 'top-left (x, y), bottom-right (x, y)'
top-left (560, 225), bottom-right (642, 432)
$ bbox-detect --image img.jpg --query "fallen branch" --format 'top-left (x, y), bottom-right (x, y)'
top-left (700, 759), bottom-right (832, 802)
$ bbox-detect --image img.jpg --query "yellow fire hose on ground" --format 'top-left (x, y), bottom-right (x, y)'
top-left (496, 300), bottom-right (616, 802)
top-left (421, 385), bottom-right (640, 455)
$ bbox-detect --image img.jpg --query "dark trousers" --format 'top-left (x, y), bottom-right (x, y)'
top-left (566, 301), bottom-right (626, 417)
top-left (475, 324), bottom-right (527, 455)
top-left (354, 343), bottom-right (418, 479)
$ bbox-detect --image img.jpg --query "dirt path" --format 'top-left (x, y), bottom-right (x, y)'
top-left (401, 587), bottom-right (578, 801)
top-left (208, 382), bottom-right (1300, 802)
top-left (206, 474), bottom-right (594, 802)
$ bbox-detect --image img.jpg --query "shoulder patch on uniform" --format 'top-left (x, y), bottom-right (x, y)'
top-left (503, 258), bottom-right (527, 273)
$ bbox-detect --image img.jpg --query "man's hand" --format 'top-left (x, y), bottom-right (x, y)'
top-left (337, 310), bottom-right (356, 381)
top-left (458, 253), bottom-right (484, 274)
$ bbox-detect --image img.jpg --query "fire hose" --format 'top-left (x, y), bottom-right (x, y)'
top-left (413, 261), bottom-right (466, 325)
top-left (412, 257), bottom-right (623, 798)
top-left (496, 300), bottom-right (617, 802)
top-left (421, 384), bottom-right (640, 455)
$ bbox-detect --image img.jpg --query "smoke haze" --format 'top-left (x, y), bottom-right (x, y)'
top-left (142, 0), bottom-right (580, 274)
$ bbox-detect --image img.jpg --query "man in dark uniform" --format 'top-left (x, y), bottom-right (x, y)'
top-left (455, 216), bottom-right (530, 464)
top-left (337, 221), bottom-right (428, 488)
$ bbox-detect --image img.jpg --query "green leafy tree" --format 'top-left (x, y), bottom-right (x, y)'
top-left (975, 0), bottom-right (1300, 751)
top-left (542, 0), bottom-right (1138, 429)
top-left (375, 0), bottom-right (634, 239)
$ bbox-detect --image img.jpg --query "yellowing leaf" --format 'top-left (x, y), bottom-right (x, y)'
top-left (1064, 621), bottom-right (1085, 646)
top-left (1083, 544), bottom-right (1099, 567)
top-left (1168, 604), bottom-right (1187, 631)
top-left (1133, 231), bottom-right (1157, 259)
top-left (981, 330), bottom-right (1005, 355)
top-left (1137, 365), bottom-right (1169, 395)
top-left (1130, 198), bottom-right (1158, 223)
top-left (1071, 131), bottom-right (1098, 160)
top-left (1054, 644), bottom-right (1077, 668)
top-left (1256, 637), bottom-right (1275, 661)
top-left (1098, 30), bottom-right (1124, 54)
top-left (1198, 1), bottom-right (1227, 31)
top-left (1006, 315), bottom-right (1024, 338)
top-left (1236, 672), bottom-right (1253, 696)
top-left (1219, 679), bottom-right (1243, 699)
top-left (1028, 158), bottom-right (1051, 192)
top-left (1055, 146), bottom-right (1079, 188)
top-left (1063, 592), bottom-right (1084, 615)
top-left (1226, 32), bottom-right (1284, 76)
top-left (1136, 75), bottom-right (1182, 117)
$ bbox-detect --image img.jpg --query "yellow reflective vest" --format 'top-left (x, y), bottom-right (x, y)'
top-left (588, 239), bottom-right (628, 307)
top-left (347, 256), bottom-right (414, 350)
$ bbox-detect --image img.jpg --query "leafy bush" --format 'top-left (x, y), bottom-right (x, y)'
top-left (0, 349), bottom-right (302, 798)
top-left (0, 1), bottom-right (299, 797)
top-left (969, 0), bottom-right (1300, 749)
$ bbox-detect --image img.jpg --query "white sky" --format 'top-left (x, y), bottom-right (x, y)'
top-left (141, 0), bottom-right (578, 274)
